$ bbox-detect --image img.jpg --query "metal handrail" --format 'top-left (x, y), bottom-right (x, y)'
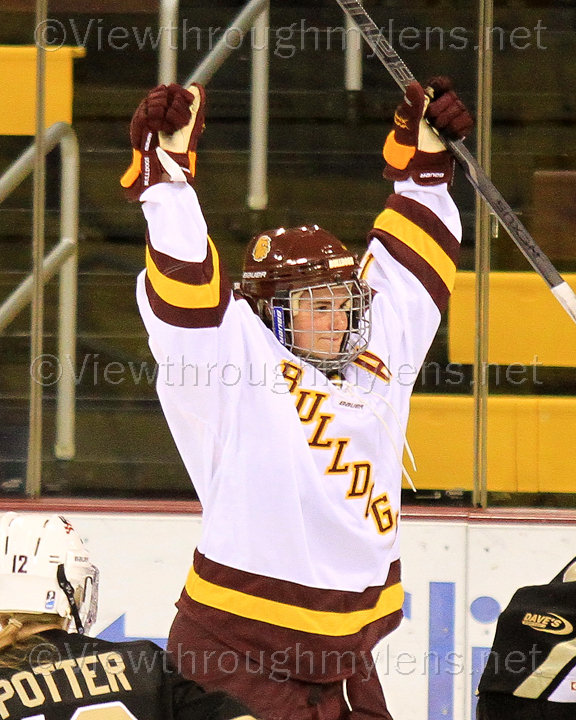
top-left (181, 0), bottom-right (271, 211)
top-left (345, 14), bottom-right (363, 91)
top-left (184, 0), bottom-right (269, 87)
top-left (158, 0), bottom-right (179, 84)
top-left (0, 121), bottom-right (79, 468)
top-left (247, 4), bottom-right (269, 210)
top-left (162, 0), bottom-right (360, 211)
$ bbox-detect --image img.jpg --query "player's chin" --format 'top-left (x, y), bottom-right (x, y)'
top-left (312, 338), bottom-right (344, 359)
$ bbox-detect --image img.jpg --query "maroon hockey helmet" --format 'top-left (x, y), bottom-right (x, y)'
top-left (240, 225), bottom-right (372, 373)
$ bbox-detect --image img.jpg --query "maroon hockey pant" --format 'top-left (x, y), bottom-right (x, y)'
top-left (167, 604), bottom-right (393, 720)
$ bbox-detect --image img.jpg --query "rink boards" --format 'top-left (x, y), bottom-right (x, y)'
top-left (3, 501), bottom-right (576, 720)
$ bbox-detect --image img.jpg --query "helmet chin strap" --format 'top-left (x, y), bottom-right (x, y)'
top-left (57, 564), bottom-right (84, 635)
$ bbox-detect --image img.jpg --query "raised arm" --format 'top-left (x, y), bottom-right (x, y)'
top-left (361, 78), bottom-right (473, 368)
top-left (122, 83), bottom-right (231, 332)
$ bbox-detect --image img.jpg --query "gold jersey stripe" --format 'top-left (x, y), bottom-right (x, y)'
top-left (356, 350), bottom-right (383, 368)
top-left (146, 236), bottom-right (221, 309)
top-left (513, 637), bottom-right (576, 699)
top-left (373, 209), bottom-right (457, 292)
top-left (185, 566), bottom-right (404, 637)
top-left (359, 253), bottom-right (375, 280)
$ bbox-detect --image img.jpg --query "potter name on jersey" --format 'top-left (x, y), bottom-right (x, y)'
top-left (0, 653), bottom-right (131, 719)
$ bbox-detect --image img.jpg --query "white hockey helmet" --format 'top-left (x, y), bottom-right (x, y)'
top-left (0, 512), bottom-right (99, 634)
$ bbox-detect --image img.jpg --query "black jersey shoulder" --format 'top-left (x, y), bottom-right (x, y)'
top-left (0, 630), bottom-right (251, 720)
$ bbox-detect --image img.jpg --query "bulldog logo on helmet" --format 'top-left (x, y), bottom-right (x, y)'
top-left (252, 235), bottom-right (272, 262)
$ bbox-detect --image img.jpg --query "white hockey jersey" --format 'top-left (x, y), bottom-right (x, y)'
top-left (136, 179), bottom-right (461, 680)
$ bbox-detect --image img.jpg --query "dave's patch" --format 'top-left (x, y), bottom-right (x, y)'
top-left (522, 612), bottom-right (573, 635)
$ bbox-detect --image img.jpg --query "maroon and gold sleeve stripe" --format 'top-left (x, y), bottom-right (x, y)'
top-left (369, 194), bottom-right (460, 312)
top-left (145, 233), bottom-right (231, 328)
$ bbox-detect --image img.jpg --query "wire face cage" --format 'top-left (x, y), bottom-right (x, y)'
top-left (269, 279), bottom-right (372, 373)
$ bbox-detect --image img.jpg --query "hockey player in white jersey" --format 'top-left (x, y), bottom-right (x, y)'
top-left (121, 79), bottom-right (472, 720)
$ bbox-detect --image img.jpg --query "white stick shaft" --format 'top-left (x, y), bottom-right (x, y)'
top-left (552, 282), bottom-right (576, 324)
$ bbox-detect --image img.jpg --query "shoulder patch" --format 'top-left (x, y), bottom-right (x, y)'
top-left (352, 351), bottom-right (391, 383)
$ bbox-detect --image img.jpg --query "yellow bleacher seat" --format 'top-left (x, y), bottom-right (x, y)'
top-left (406, 395), bottom-right (576, 493)
top-left (0, 46), bottom-right (85, 135)
top-left (406, 272), bottom-right (576, 493)
top-left (449, 272), bottom-right (576, 367)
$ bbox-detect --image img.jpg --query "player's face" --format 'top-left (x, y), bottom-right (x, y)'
top-left (292, 285), bottom-right (350, 360)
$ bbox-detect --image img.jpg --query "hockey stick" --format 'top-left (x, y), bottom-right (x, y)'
top-left (336, 0), bottom-right (576, 325)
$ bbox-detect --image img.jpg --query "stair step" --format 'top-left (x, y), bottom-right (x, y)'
top-left (0, 400), bottom-right (193, 497)
top-left (0, 457), bottom-right (194, 498)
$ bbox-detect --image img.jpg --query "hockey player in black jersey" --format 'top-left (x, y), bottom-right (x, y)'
top-left (0, 512), bottom-right (256, 720)
top-left (477, 556), bottom-right (576, 719)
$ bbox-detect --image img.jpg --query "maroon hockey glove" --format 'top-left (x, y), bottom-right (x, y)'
top-left (120, 83), bottom-right (206, 201)
top-left (425, 76), bottom-right (474, 140)
top-left (383, 77), bottom-right (473, 186)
